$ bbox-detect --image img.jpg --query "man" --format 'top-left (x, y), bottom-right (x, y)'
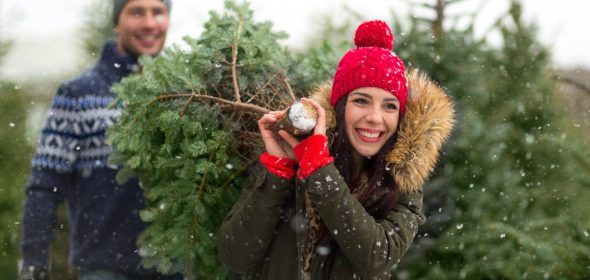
top-left (20, 1), bottom-right (180, 279)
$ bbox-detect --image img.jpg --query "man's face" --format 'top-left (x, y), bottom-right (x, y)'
top-left (114, 0), bottom-right (169, 57)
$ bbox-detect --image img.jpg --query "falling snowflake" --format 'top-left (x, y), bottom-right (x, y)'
top-left (316, 246), bottom-right (330, 256)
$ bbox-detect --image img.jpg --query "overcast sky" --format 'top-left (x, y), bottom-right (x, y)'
top-left (1, 0), bottom-right (588, 82)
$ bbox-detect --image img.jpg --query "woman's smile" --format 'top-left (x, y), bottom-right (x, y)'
top-left (345, 87), bottom-right (400, 158)
top-left (354, 128), bottom-right (384, 143)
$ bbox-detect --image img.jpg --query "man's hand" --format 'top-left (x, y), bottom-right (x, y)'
top-left (19, 266), bottom-right (49, 280)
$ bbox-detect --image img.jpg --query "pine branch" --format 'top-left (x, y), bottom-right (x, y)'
top-left (197, 152), bottom-right (216, 199)
top-left (221, 156), bottom-right (259, 189)
top-left (433, 0), bottom-right (446, 46)
top-left (554, 74), bottom-right (590, 97)
top-left (488, 222), bottom-right (559, 262)
top-left (245, 70), bottom-right (283, 104)
top-left (573, 150), bottom-right (590, 174)
top-left (156, 92), bottom-right (270, 114)
top-left (281, 71), bottom-right (297, 102)
top-left (232, 16), bottom-right (244, 102)
top-left (179, 94), bottom-right (195, 117)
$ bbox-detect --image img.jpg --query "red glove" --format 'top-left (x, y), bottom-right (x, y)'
top-left (259, 152), bottom-right (297, 179)
top-left (294, 134), bottom-right (334, 179)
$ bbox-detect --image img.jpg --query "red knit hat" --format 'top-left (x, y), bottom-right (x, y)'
top-left (330, 20), bottom-right (408, 116)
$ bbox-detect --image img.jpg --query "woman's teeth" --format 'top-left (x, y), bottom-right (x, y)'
top-left (358, 130), bottom-right (380, 139)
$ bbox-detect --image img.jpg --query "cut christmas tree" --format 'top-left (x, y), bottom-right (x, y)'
top-left (108, 1), bottom-right (329, 278)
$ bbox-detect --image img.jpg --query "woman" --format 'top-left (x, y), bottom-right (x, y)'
top-left (218, 20), bottom-right (454, 279)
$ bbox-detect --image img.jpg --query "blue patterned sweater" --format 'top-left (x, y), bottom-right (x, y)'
top-left (21, 41), bottom-right (177, 278)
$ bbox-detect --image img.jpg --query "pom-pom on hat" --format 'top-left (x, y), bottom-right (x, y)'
top-left (331, 20), bottom-right (408, 116)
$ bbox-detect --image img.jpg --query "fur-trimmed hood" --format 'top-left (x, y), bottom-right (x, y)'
top-left (309, 69), bottom-right (455, 194)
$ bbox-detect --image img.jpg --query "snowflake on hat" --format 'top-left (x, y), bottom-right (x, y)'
top-left (331, 20), bottom-right (408, 116)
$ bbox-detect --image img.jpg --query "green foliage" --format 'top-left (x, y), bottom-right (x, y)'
top-left (108, 1), bottom-right (330, 277)
top-left (109, 0), bottom-right (590, 278)
top-left (2, 21), bottom-right (72, 280)
top-left (0, 41), bottom-right (11, 66)
top-left (385, 1), bottom-right (590, 279)
top-left (111, 81), bottom-right (240, 277)
top-left (0, 83), bottom-right (34, 278)
top-left (1, 28), bottom-right (29, 278)
top-left (80, 1), bottom-right (114, 61)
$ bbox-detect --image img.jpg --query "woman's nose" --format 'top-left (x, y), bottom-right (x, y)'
top-left (365, 107), bottom-right (383, 123)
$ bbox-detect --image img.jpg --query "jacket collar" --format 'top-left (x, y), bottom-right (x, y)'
top-left (95, 40), bottom-right (139, 84)
top-left (310, 69), bottom-right (455, 193)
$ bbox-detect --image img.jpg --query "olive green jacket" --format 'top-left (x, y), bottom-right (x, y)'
top-left (218, 70), bottom-right (455, 279)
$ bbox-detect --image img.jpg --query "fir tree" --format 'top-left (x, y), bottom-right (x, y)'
top-left (0, 40), bottom-right (35, 277)
top-left (108, 0), bottom-right (590, 278)
top-left (0, 84), bottom-right (33, 278)
top-left (108, 1), bottom-right (329, 277)
top-left (388, 1), bottom-right (590, 279)
top-left (80, 0), bottom-right (114, 63)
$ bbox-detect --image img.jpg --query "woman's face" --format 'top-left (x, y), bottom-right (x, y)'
top-left (344, 87), bottom-right (400, 158)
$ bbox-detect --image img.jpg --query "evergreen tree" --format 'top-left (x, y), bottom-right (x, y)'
top-left (387, 1), bottom-right (590, 279)
top-left (0, 41), bottom-right (35, 278)
top-left (0, 85), bottom-right (33, 278)
top-left (109, 1), bottom-right (328, 277)
top-left (0, 41), bottom-right (10, 66)
top-left (80, 0), bottom-right (114, 63)
top-left (107, 0), bottom-right (590, 278)
top-left (0, 2), bottom-right (113, 278)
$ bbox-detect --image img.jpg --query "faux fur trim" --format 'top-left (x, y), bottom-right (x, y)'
top-left (309, 69), bottom-right (455, 193)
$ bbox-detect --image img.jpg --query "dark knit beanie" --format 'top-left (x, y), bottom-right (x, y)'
top-left (331, 20), bottom-right (408, 116)
top-left (113, 0), bottom-right (172, 26)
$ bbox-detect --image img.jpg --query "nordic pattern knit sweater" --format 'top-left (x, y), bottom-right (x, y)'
top-left (21, 41), bottom-right (176, 278)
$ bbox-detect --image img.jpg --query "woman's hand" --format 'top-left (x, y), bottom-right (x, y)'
top-left (279, 97), bottom-right (327, 148)
top-left (257, 110), bottom-right (295, 159)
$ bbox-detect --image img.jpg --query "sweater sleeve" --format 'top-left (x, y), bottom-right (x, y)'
top-left (20, 84), bottom-right (78, 271)
top-left (304, 164), bottom-right (426, 274)
top-left (21, 172), bottom-right (69, 270)
top-left (30, 84), bottom-right (82, 172)
top-left (217, 162), bottom-right (294, 273)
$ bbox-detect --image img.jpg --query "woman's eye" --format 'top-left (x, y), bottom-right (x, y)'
top-left (352, 98), bottom-right (368, 105)
top-left (385, 103), bottom-right (398, 110)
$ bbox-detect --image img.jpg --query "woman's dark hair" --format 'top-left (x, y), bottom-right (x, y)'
top-left (331, 95), bottom-right (400, 217)
top-left (318, 95), bottom-right (400, 244)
